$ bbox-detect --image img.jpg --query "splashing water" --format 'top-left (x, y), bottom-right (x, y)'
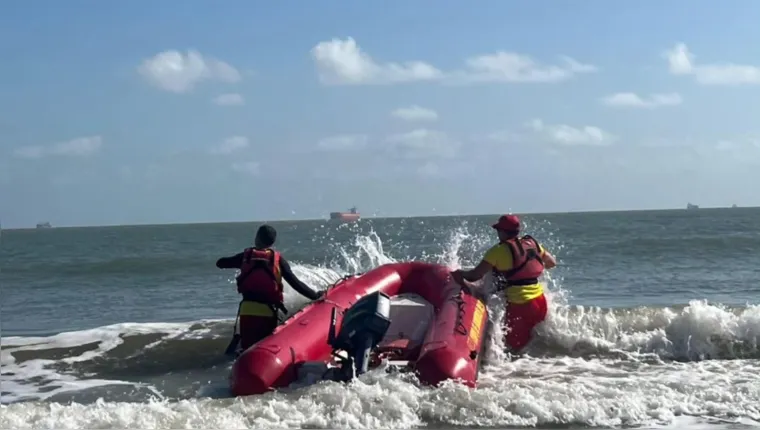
top-left (2, 221), bottom-right (760, 429)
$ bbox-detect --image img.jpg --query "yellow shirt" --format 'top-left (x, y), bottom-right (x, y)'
top-left (483, 242), bottom-right (546, 304)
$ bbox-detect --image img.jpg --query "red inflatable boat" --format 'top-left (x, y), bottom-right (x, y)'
top-left (228, 261), bottom-right (490, 397)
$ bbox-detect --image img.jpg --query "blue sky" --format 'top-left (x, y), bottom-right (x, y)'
top-left (2, 0), bottom-right (760, 228)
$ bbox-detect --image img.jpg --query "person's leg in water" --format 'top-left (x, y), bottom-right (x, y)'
top-left (238, 301), bottom-right (279, 351)
top-left (503, 293), bottom-right (548, 355)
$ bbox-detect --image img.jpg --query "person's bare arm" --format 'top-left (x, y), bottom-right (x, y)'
top-left (540, 247), bottom-right (557, 269)
top-left (460, 260), bottom-right (493, 282)
top-left (451, 259), bottom-right (493, 288)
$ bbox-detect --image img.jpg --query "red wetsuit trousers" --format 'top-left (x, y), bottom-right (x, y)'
top-left (504, 293), bottom-right (548, 351)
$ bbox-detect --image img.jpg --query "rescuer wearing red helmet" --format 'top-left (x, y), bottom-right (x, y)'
top-left (451, 214), bottom-right (557, 352)
top-left (216, 224), bottom-right (323, 354)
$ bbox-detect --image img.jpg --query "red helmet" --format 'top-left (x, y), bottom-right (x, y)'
top-left (492, 214), bottom-right (521, 232)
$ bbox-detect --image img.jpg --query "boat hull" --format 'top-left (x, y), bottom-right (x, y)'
top-left (228, 261), bottom-right (488, 396)
top-left (329, 212), bottom-right (361, 222)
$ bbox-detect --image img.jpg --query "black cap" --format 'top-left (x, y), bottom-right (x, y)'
top-left (255, 224), bottom-right (277, 248)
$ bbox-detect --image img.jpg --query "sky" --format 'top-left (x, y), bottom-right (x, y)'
top-left (2, 0), bottom-right (760, 228)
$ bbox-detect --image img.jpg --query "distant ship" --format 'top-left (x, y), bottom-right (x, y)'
top-left (36, 222), bottom-right (52, 229)
top-left (686, 203), bottom-right (699, 210)
top-left (732, 204), bottom-right (738, 208)
top-left (329, 207), bottom-right (360, 222)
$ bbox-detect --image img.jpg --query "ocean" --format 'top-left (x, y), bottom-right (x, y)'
top-left (1, 209), bottom-right (759, 429)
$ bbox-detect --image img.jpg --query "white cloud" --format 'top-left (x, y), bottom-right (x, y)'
top-left (664, 43), bottom-right (694, 76)
top-left (210, 136), bottom-right (249, 154)
top-left (713, 136), bottom-right (760, 155)
top-left (391, 105), bottom-right (439, 122)
top-left (231, 161), bottom-right (260, 175)
top-left (452, 53), bottom-right (597, 84)
top-left (526, 119), bottom-right (615, 146)
top-left (311, 37), bottom-right (443, 85)
top-left (317, 134), bottom-right (369, 151)
top-left (212, 93), bottom-right (245, 106)
top-left (664, 43), bottom-right (760, 85)
top-left (14, 136), bottom-right (103, 159)
top-left (386, 129), bottom-right (460, 158)
top-left (601, 92), bottom-right (682, 108)
top-left (311, 37), bottom-right (596, 86)
top-left (138, 50), bottom-right (241, 93)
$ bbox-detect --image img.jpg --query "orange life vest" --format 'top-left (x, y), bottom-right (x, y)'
top-left (235, 248), bottom-right (284, 305)
top-left (492, 235), bottom-right (545, 290)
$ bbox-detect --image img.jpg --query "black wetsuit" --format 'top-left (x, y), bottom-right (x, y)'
top-left (216, 252), bottom-right (321, 300)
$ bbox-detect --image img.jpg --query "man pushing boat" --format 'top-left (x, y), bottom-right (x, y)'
top-left (451, 214), bottom-right (557, 353)
top-left (216, 224), bottom-right (323, 354)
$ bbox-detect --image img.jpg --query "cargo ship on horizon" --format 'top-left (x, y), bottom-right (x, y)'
top-left (329, 206), bottom-right (360, 222)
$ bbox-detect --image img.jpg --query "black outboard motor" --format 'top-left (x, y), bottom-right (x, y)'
top-left (327, 291), bottom-right (392, 382)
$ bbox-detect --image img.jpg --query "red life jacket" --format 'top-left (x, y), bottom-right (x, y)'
top-left (492, 235), bottom-right (545, 290)
top-left (235, 248), bottom-right (284, 305)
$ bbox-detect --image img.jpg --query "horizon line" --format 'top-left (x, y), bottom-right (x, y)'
top-left (3, 205), bottom-right (755, 231)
